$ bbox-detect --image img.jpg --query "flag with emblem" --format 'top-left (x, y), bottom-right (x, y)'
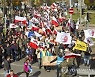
top-left (56, 32), bottom-right (72, 44)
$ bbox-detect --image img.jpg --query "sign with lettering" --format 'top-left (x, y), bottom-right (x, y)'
top-left (73, 40), bottom-right (88, 51)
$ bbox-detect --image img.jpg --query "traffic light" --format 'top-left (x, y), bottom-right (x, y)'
top-left (82, 8), bottom-right (85, 15)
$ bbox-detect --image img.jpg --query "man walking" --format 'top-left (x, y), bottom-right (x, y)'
top-left (4, 56), bottom-right (11, 77)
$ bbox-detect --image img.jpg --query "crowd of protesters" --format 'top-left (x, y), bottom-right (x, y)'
top-left (0, 2), bottom-right (93, 77)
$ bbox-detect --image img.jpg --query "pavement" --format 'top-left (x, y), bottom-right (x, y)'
top-left (0, 58), bottom-right (56, 77)
top-left (0, 58), bottom-right (95, 77)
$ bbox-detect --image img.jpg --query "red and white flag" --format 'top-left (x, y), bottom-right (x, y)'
top-left (42, 6), bottom-right (50, 11)
top-left (42, 27), bottom-right (46, 36)
top-left (46, 26), bottom-right (52, 34)
top-left (58, 17), bottom-right (66, 23)
top-left (51, 3), bottom-right (58, 12)
top-left (31, 24), bottom-right (39, 31)
top-left (14, 16), bottom-right (27, 24)
top-left (51, 16), bottom-right (59, 27)
top-left (51, 3), bottom-right (57, 9)
top-left (9, 23), bottom-right (18, 28)
top-left (28, 38), bottom-right (38, 49)
top-left (33, 10), bottom-right (41, 18)
top-left (34, 13), bottom-right (41, 18)
top-left (58, 13), bottom-right (66, 23)
top-left (64, 52), bottom-right (81, 58)
top-left (66, 19), bottom-right (71, 27)
top-left (53, 29), bottom-right (58, 35)
top-left (30, 17), bottom-right (39, 23)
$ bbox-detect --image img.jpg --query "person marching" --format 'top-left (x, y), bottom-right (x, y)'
top-left (6, 70), bottom-right (18, 77)
top-left (45, 48), bottom-right (52, 72)
top-left (23, 58), bottom-right (32, 77)
top-left (50, 52), bottom-right (64, 77)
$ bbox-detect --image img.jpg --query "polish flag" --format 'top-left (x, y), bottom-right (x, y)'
top-left (51, 16), bottom-right (59, 27)
top-left (30, 17), bottom-right (39, 24)
top-left (42, 27), bottom-right (46, 36)
top-left (40, 21), bottom-right (45, 28)
top-left (66, 19), bottom-right (71, 27)
top-left (58, 17), bottom-right (66, 23)
top-left (53, 29), bottom-right (58, 35)
top-left (51, 3), bottom-right (57, 9)
top-left (45, 6), bottom-right (50, 11)
top-left (34, 13), bottom-right (41, 18)
top-left (46, 26), bottom-right (52, 34)
top-left (33, 10), bottom-right (41, 18)
top-left (31, 25), bottom-right (39, 31)
top-left (42, 6), bottom-right (50, 11)
top-left (14, 16), bottom-right (27, 24)
top-left (64, 53), bottom-right (81, 58)
top-left (9, 23), bottom-right (18, 28)
top-left (29, 38), bottom-right (38, 49)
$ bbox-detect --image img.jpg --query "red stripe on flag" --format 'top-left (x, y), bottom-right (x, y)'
top-left (51, 20), bottom-right (59, 27)
top-left (28, 42), bottom-right (38, 49)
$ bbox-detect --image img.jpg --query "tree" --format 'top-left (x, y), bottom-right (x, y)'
top-left (84, 0), bottom-right (95, 8)
top-left (6, 0), bottom-right (21, 7)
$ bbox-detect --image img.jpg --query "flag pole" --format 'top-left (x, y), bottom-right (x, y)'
top-left (80, 0), bottom-right (82, 26)
top-left (69, 0), bottom-right (72, 33)
top-left (4, 14), bottom-right (7, 36)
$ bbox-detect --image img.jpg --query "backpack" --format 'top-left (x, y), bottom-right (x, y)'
top-left (68, 65), bottom-right (77, 76)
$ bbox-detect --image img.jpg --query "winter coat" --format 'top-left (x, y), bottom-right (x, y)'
top-left (24, 62), bottom-right (29, 72)
top-left (7, 74), bottom-right (18, 77)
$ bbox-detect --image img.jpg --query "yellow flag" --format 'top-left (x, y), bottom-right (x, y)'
top-left (73, 40), bottom-right (88, 51)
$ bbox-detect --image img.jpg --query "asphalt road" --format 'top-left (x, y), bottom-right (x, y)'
top-left (0, 58), bottom-right (56, 77)
top-left (1, 58), bottom-right (95, 77)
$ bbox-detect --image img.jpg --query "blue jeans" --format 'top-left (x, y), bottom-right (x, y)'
top-left (4, 70), bottom-right (9, 77)
top-left (38, 58), bottom-right (41, 69)
top-left (57, 65), bottom-right (61, 77)
top-left (84, 56), bottom-right (90, 65)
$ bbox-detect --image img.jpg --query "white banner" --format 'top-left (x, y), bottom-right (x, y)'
top-left (56, 32), bottom-right (72, 44)
top-left (84, 37), bottom-right (94, 46)
top-left (84, 29), bottom-right (95, 38)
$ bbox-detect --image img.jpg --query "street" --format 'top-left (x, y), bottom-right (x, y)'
top-left (0, 0), bottom-right (95, 77)
top-left (0, 58), bottom-right (56, 77)
top-left (1, 58), bottom-right (95, 77)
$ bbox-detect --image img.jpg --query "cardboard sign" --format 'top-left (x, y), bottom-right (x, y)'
top-left (42, 56), bottom-right (57, 66)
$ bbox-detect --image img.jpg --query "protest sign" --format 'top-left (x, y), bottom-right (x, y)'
top-left (84, 29), bottom-right (95, 38)
top-left (42, 56), bottom-right (57, 66)
top-left (56, 32), bottom-right (72, 44)
top-left (73, 40), bottom-right (88, 51)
